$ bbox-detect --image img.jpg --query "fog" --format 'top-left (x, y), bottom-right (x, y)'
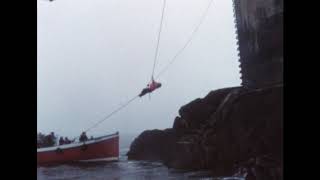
top-left (37, 0), bottom-right (240, 137)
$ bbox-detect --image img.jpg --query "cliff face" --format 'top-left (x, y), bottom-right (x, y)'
top-left (233, 0), bottom-right (283, 88)
top-left (128, 85), bottom-right (283, 179)
top-left (127, 0), bottom-right (283, 179)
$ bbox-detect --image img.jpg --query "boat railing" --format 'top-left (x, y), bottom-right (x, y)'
top-left (37, 132), bottom-right (119, 150)
top-left (71, 131), bottom-right (118, 143)
top-left (92, 132), bottom-right (119, 141)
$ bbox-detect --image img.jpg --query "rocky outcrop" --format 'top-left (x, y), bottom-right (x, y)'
top-left (127, 128), bottom-right (179, 162)
top-left (127, 85), bottom-right (283, 179)
top-left (127, 1), bottom-right (283, 178)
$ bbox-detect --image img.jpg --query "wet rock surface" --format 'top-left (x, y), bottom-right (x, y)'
top-left (127, 85), bottom-right (283, 179)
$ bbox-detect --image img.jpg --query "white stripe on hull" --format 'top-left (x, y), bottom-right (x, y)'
top-left (78, 157), bottom-right (119, 162)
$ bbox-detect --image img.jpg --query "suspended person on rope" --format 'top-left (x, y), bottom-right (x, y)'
top-left (139, 78), bottom-right (162, 97)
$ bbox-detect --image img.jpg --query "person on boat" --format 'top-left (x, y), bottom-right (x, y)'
top-left (37, 140), bottom-right (43, 148)
top-left (37, 132), bottom-right (46, 148)
top-left (44, 132), bottom-right (56, 147)
top-left (64, 137), bottom-right (71, 144)
top-left (139, 78), bottom-right (162, 97)
top-left (79, 132), bottom-right (88, 142)
top-left (59, 137), bottom-right (65, 145)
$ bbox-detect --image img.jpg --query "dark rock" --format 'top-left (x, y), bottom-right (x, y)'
top-left (178, 98), bottom-right (211, 130)
top-left (202, 87), bottom-right (239, 107)
top-left (176, 87), bottom-right (239, 131)
top-left (127, 84), bottom-right (282, 179)
top-left (172, 116), bottom-right (186, 132)
top-left (233, 155), bottom-right (282, 180)
top-left (127, 128), bottom-right (179, 161)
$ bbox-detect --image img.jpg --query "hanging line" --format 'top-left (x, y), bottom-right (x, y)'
top-left (155, 0), bottom-right (214, 79)
top-left (83, 95), bottom-right (139, 133)
top-left (76, 0), bottom-right (212, 136)
top-left (151, 0), bottom-right (167, 79)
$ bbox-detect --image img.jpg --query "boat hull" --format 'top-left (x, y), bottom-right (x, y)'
top-left (37, 133), bottom-right (119, 165)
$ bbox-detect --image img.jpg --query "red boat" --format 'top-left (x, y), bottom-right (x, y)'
top-left (37, 132), bottom-right (119, 165)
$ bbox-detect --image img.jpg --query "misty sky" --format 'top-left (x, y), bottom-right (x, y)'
top-left (37, 0), bottom-right (241, 137)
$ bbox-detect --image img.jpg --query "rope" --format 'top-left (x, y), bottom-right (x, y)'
top-left (151, 0), bottom-right (167, 79)
top-left (70, 0), bottom-right (212, 138)
top-left (84, 0), bottom-right (213, 133)
top-left (155, 0), bottom-right (214, 79)
top-left (83, 0), bottom-right (167, 133)
top-left (83, 95), bottom-right (139, 133)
